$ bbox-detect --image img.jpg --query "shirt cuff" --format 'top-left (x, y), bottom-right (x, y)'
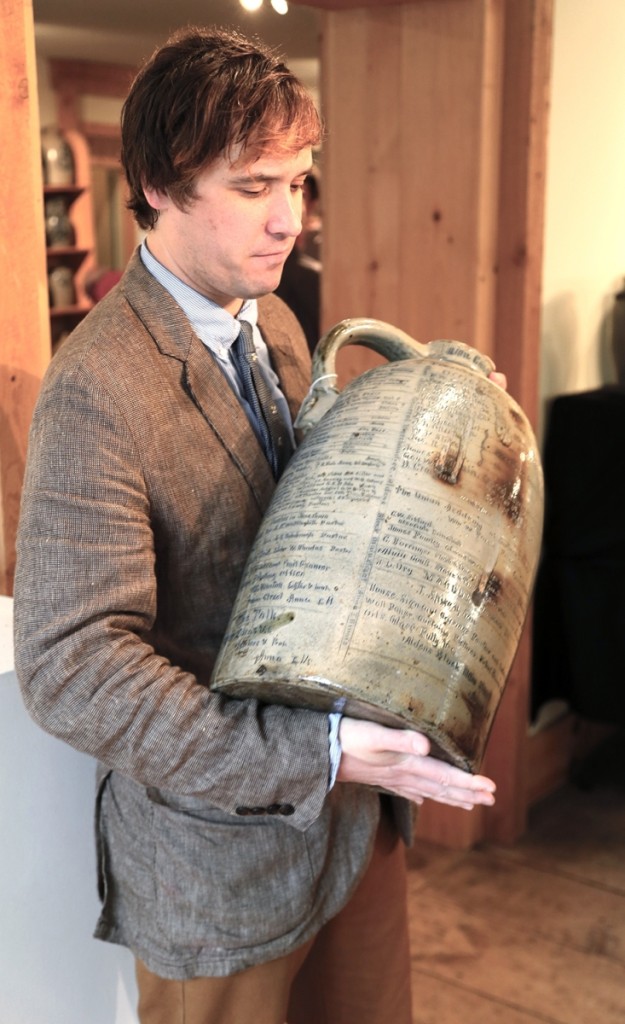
top-left (327, 712), bottom-right (343, 790)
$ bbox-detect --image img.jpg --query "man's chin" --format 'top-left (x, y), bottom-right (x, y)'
top-left (246, 271), bottom-right (287, 298)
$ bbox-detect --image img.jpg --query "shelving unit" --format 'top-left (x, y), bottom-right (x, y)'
top-left (43, 130), bottom-right (95, 352)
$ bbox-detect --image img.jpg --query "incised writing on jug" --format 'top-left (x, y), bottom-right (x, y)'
top-left (211, 319), bottom-right (544, 772)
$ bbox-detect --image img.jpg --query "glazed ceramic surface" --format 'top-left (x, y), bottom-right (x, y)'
top-left (45, 196), bottom-right (76, 247)
top-left (211, 319), bottom-right (544, 771)
top-left (41, 126), bottom-right (75, 187)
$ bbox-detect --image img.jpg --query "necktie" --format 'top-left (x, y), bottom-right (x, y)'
top-left (232, 321), bottom-right (293, 479)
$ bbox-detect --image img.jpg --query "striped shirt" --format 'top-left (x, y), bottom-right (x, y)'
top-left (140, 241), bottom-right (295, 448)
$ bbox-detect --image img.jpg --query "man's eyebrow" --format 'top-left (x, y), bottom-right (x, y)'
top-left (229, 166), bottom-right (314, 185)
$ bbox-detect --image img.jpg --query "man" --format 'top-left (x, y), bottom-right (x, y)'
top-left (14, 27), bottom-right (496, 1024)
top-left (275, 173), bottom-right (322, 353)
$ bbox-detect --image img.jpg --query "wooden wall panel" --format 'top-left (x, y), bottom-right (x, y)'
top-left (492, 0), bottom-right (552, 425)
top-left (0, 0), bottom-right (50, 596)
top-left (322, 0), bottom-right (505, 384)
top-left (321, 11), bottom-right (373, 321)
top-left (364, 8), bottom-right (403, 325)
top-left (398, 0), bottom-right (503, 354)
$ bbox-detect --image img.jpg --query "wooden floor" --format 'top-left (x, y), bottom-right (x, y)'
top-left (407, 735), bottom-right (625, 1024)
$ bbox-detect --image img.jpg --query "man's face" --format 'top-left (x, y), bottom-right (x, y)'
top-left (143, 144), bottom-right (313, 314)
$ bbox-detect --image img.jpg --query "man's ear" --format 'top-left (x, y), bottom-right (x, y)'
top-left (143, 186), bottom-right (169, 212)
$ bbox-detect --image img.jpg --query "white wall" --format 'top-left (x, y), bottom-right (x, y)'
top-left (0, 598), bottom-right (139, 1024)
top-left (539, 0), bottom-right (625, 426)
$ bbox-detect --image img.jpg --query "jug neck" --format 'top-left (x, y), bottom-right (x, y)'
top-left (428, 340), bottom-right (495, 377)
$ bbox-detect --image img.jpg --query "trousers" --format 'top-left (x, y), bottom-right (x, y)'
top-left (135, 798), bottom-right (413, 1024)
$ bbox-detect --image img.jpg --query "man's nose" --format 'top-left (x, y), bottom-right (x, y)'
top-left (267, 191), bottom-right (302, 237)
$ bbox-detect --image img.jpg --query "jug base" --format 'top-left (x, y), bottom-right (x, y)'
top-left (214, 674), bottom-right (479, 772)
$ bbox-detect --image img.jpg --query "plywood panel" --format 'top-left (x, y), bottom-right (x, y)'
top-left (322, 0), bottom-right (504, 395)
top-left (321, 9), bottom-right (370, 326)
top-left (492, 0), bottom-right (553, 422)
top-left (322, 10), bottom-right (388, 383)
top-left (0, 1), bottom-right (50, 595)
top-left (363, 7), bottom-right (403, 325)
top-left (398, 0), bottom-right (503, 353)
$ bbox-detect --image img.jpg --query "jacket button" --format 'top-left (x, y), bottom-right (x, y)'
top-left (250, 806), bottom-right (266, 815)
top-left (266, 804), bottom-right (281, 815)
top-left (279, 804), bottom-right (295, 816)
top-left (235, 806), bottom-right (252, 816)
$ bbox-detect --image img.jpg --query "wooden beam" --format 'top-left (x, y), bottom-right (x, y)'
top-left (483, 0), bottom-right (553, 844)
top-left (492, 0), bottom-right (553, 426)
top-left (321, 0), bottom-right (506, 385)
top-left (0, 0), bottom-right (50, 596)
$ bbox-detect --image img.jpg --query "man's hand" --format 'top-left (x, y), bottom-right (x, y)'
top-left (337, 718), bottom-right (496, 810)
top-left (489, 370), bottom-right (508, 390)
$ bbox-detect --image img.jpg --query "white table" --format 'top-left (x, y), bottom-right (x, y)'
top-left (0, 596), bottom-right (138, 1023)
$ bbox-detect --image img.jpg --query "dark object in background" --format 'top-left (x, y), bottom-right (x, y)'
top-left (613, 286), bottom-right (625, 385)
top-left (275, 170), bottom-right (322, 354)
top-left (532, 384), bottom-right (625, 724)
top-left (84, 267), bottom-right (123, 304)
top-left (275, 248), bottom-right (321, 354)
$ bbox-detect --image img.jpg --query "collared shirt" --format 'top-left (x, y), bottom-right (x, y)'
top-left (140, 240), bottom-right (341, 788)
top-left (140, 241), bottom-right (295, 450)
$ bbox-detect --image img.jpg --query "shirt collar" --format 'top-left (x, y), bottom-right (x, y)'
top-left (140, 240), bottom-right (258, 353)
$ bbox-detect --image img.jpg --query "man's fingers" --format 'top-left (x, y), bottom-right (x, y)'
top-left (378, 758), bottom-right (496, 806)
top-left (489, 370), bottom-right (508, 390)
top-left (337, 717), bottom-right (497, 809)
top-left (339, 718), bottom-right (431, 760)
top-left (408, 758), bottom-right (496, 793)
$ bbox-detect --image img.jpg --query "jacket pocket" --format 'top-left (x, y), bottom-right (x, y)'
top-left (93, 768), bottom-right (115, 935)
top-left (152, 798), bottom-right (330, 950)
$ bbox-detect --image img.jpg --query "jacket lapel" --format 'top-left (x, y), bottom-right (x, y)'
top-left (120, 251), bottom-right (275, 511)
top-left (257, 295), bottom-right (312, 444)
top-left (183, 341), bottom-right (275, 510)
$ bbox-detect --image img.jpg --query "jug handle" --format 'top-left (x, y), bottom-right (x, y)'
top-left (294, 317), bottom-right (429, 435)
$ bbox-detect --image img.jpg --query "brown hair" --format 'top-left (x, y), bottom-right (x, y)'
top-left (121, 26), bottom-right (323, 229)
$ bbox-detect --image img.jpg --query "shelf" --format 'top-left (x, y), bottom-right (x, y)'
top-left (46, 247), bottom-right (90, 272)
top-left (44, 184), bottom-right (85, 207)
top-left (42, 130), bottom-right (96, 353)
top-left (49, 305), bottom-right (91, 319)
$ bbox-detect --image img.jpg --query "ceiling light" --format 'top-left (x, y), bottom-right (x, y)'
top-left (238, 0), bottom-right (288, 11)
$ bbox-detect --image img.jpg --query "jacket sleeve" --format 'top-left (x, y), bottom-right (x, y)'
top-left (13, 360), bottom-right (331, 831)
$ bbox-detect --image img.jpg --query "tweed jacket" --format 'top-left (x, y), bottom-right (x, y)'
top-left (14, 251), bottom-right (411, 979)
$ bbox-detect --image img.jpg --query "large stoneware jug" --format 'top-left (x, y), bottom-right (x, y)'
top-left (211, 319), bottom-right (544, 771)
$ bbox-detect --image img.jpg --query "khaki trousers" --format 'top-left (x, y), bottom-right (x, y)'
top-left (136, 800), bottom-right (413, 1024)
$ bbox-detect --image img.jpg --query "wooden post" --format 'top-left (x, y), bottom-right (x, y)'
top-left (293, 0), bottom-right (553, 844)
top-left (483, 0), bottom-right (553, 844)
top-left (0, 0), bottom-right (51, 596)
top-left (320, 0), bottom-right (507, 386)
